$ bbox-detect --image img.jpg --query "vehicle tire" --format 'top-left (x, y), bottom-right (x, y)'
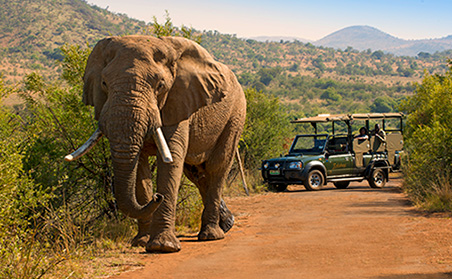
top-left (333, 181), bottom-right (350, 189)
top-left (304, 170), bottom-right (324, 191)
top-left (268, 184), bottom-right (287, 192)
top-left (368, 168), bottom-right (386, 188)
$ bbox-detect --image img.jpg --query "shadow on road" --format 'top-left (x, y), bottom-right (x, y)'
top-left (374, 272), bottom-right (452, 279)
top-left (284, 185), bottom-right (403, 194)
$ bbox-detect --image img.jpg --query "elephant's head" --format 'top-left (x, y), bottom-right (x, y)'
top-left (68, 35), bottom-right (226, 220)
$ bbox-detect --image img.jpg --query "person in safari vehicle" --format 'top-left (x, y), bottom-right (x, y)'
top-left (354, 127), bottom-right (368, 140)
top-left (372, 124), bottom-right (386, 152)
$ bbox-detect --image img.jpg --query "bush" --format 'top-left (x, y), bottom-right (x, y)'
top-left (0, 43), bottom-right (123, 277)
top-left (240, 88), bottom-right (293, 171)
top-left (400, 62), bottom-right (452, 211)
top-left (370, 96), bottom-right (396, 113)
top-left (0, 78), bottom-right (63, 279)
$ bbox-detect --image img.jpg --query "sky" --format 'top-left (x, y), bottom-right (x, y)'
top-left (87, 0), bottom-right (452, 41)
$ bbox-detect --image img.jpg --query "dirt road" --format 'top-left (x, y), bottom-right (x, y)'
top-left (111, 177), bottom-right (452, 279)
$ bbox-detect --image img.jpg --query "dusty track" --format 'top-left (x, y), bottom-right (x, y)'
top-left (111, 177), bottom-right (452, 279)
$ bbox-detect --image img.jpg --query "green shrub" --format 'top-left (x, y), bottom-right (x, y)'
top-left (400, 62), bottom-right (452, 211)
top-left (240, 88), bottom-right (293, 183)
top-left (0, 78), bottom-right (63, 279)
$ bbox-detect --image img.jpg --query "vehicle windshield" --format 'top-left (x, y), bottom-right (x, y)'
top-left (289, 135), bottom-right (328, 155)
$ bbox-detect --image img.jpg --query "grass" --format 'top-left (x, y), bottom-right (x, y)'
top-left (1, 178), bottom-right (252, 279)
top-left (420, 173), bottom-right (452, 212)
top-left (0, 201), bottom-right (144, 279)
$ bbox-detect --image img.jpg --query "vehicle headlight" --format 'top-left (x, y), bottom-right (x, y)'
top-left (287, 161), bottom-right (303, 169)
top-left (263, 162), bottom-right (269, 169)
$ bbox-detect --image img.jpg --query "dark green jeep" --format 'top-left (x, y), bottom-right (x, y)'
top-left (261, 113), bottom-right (404, 192)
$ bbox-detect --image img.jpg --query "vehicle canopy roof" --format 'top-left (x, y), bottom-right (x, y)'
top-left (291, 112), bottom-right (404, 135)
top-left (291, 113), bottom-right (404, 124)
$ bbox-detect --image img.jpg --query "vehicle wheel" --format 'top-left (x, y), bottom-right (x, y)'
top-left (268, 184), bottom-right (287, 192)
top-left (304, 170), bottom-right (324, 191)
top-left (333, 181), bottom-right (350, 189)
top-left (368, 169), bottom-right (386, 188)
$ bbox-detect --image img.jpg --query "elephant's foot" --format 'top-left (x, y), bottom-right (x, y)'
top-left (131, 233), bottom-right (149, 247)
top-left (132, 220), bottom-right (152, 247)
top-left (146, 231), bottom-right (181, 253)
top-left (219, 200), bottom-right (234, 233)
top-left (198, 224), bottom-right (225, 241)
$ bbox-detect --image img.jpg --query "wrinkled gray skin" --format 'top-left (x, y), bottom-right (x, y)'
top-left (82, 35), bottom-right (246, 253)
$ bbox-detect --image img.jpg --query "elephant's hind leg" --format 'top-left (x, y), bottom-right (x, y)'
top-left (219, 199), bottom-right (234, 233)
top-left (183, 164), bottom-right (222, 240)
top-left (183, 164), bottom-right (234, 238)
top-left (187, 122), bottom-right (241, 241)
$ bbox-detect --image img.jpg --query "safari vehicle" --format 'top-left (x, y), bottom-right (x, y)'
top-left (261, 113), bottom-right (404, 192)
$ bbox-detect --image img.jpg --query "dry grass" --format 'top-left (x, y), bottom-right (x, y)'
top-left (47, 241), bottom-right (146, 279)
top-left (421, 173), bottom-right (452, 212)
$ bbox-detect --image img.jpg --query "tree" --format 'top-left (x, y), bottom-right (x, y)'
top-left (0, 75), bottom-right (63, 278)
top-left (240, 88), bottom-right (293, 170)
top-left (400, 61), bottom-right (452, 211)
top-left (258, 67), bottom-right (282, 86)
top-left (320, 87), bottom-right (342, 102)
top-left (417, 52), bottom-right (431, 59)
top-left (149, 11), bottom-right (202, 44)
top-left (371, 50), bottom-right (384, 60)
top-left (312, 56), bottom-right (326, 72)
top-left (369, 96), bottom-right (395, 113)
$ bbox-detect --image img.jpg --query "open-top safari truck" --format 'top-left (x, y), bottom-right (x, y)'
top-left (261, 113), bottom-right (404, 192)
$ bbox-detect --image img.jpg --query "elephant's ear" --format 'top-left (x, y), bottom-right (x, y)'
top-left (83, 38), bottom-right (112, 120)
top-left (159, 37), bottom-right (231, 126)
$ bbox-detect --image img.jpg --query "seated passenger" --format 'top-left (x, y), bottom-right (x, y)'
top-left (354, 127), bottom-right (369, 140)
top-left (372, 124), bottom-right (386, 152)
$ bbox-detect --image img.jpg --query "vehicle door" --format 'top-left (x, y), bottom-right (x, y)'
top-left (324, 136), bottom-right (354, 176)
top-left (353, 137), bottom-right (370, 168)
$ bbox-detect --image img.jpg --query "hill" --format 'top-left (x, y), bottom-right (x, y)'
top-left (0, 0), bottom-right (147, 83)
top-left (314, 25), bottom-right (452, 56)
top-left (1, 0), bottom-right (452, 116)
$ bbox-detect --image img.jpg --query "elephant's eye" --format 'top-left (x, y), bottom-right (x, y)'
top-left (157, 81), bottom-right (165, 91)
top-left (102, 81), bottom-right (108, 90)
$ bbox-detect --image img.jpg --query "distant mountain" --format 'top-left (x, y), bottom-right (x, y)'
top-left (314, 25), bottom-right (452, 56)
top-left (247, 36), bottom-right (310, 43)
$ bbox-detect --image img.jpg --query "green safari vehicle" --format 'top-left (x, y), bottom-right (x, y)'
top-left (261, 113), bottom-right (404, 192)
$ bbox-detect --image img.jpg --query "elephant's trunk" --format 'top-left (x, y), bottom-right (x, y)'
top-left (103, 90), bottom-right (169, 220)
top-left (110, 143), bottom-right (163, 220)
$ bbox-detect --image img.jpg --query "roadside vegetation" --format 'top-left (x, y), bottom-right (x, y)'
top-left (400, 61), bottom-right (452, 211)
top-left (1, 4), bottom-right (452, 278)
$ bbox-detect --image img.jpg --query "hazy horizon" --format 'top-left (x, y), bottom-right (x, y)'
top-left (87, 0), bottom-right (452, 41)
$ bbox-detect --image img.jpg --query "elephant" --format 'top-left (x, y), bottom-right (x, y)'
top-left (65, 35), bottom-right (246, 253)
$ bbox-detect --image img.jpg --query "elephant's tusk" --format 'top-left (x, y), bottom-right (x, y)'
top-left (64, 128), bottom-right (103, 161)
top-left (153, 127), bottom-right (173, 163)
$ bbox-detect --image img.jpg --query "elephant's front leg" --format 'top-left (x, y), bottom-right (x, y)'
top-left (146, 121), bottom-right (189, 253)
top-left (131, 152), bottom-right (155, 247)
